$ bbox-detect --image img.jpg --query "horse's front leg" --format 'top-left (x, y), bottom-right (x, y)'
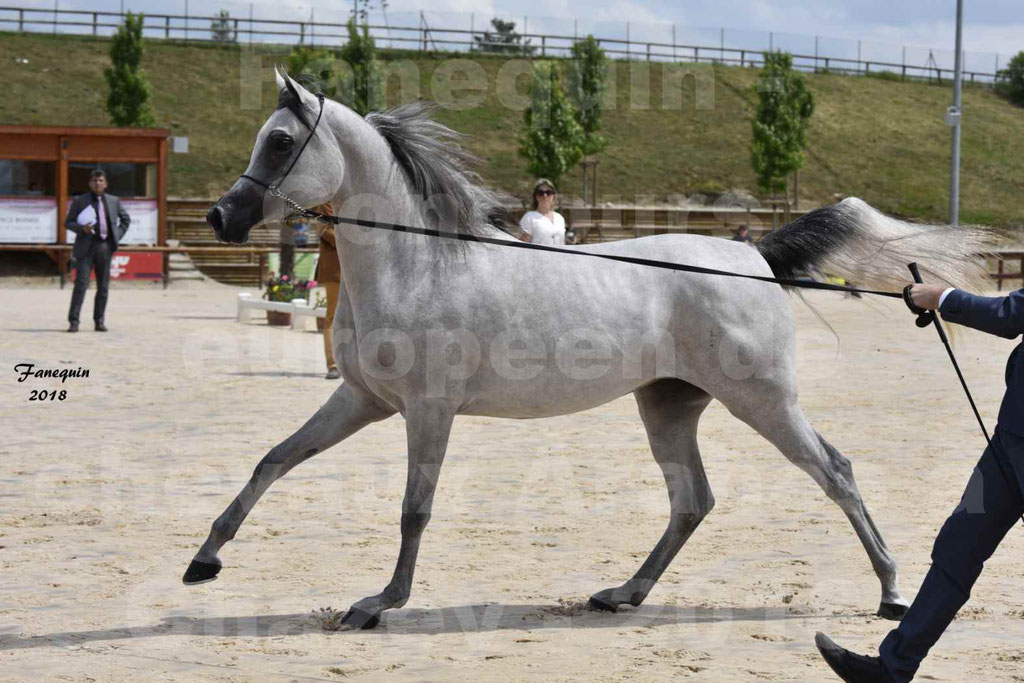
top-left (183, 382), bottom-right (394, 584)
top-left (340, 401), bottom-right (455, 630)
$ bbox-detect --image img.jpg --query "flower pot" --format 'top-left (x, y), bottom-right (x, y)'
top-left (267, 310), bottom-right (291, 326)
top-left (316, 317), bottom-right (326, 332)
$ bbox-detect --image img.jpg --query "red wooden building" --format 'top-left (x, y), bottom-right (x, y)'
top-left (0, 124), bottom-right (169, 279)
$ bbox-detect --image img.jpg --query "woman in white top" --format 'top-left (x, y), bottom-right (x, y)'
top-left (519, 178), bottom-right (566, 245)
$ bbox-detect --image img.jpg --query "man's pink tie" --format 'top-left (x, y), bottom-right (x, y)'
top-left (97, 196), bottom-right (107, 240)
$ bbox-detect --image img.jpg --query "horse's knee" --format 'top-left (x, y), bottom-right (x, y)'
top-left (400, 512), bottom-right (431, 537)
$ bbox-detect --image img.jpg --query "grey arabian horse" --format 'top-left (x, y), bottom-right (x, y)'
top-left (186, 70), bottom-right (990, 629)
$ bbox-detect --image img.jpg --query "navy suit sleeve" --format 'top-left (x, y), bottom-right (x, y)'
top-left (939, 288), bottom-right (1024, 340)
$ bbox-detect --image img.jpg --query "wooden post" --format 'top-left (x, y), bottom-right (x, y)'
top-left (165, 15), bottom-right (169, 38)
top-left (92, 12), bottom-right (97, 35)
top-left (997, 257), bottom-right (1004, 291)
top-left (258, 252), bottom-right (266, 289)
top-left (19, 8), bottom-right (23, 31)
top-left (157, 136), bottom-right (167, 248)
top-left (57, 136), bottom-right (69, 288)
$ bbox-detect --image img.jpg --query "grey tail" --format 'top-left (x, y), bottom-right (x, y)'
top-left (757, 197), bottom-right (993, 291)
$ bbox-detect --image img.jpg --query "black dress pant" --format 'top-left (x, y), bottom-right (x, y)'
top-left (68, 238), bottom-right (113, 325)
top-left (878, 427), bottom-right (1024, 681)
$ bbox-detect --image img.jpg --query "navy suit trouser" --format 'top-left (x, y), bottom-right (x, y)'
top-left (878, 427), bottom-right (1024, 682)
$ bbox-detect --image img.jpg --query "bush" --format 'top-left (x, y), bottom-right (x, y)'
top-left (996, 51), bottom-right (1024, 107)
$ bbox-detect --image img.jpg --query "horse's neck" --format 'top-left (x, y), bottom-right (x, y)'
top-left (326, 115), bottom-right (433, 298)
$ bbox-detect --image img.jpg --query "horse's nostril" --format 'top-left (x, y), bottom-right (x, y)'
top-left (207, 205), bottom-right (225, 233)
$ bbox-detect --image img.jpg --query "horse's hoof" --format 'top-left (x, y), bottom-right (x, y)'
top-left (182, 559), bottom-right (222, 585)
top-left (877, 602), bottom-right (908, 621)
top-left (587, 596), bottom-right (618, 613)
top-left (340, 608), bottom-right (381, 630)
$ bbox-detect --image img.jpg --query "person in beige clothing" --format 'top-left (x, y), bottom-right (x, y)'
top-left (312, 204), bottom-right (341, 380)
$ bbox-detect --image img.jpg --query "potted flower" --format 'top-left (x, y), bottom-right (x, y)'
top-left (263, 274), bottom-right (318, 326)
top-left (312, 290), bottom-right (328, 332)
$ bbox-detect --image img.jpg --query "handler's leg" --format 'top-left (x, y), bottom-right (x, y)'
top-left (322, 281), bottom-right (339, 375)
top-left (184, 382), bottom-right (394, 584)
top-left (878, 430), bottom-right (1024, 682)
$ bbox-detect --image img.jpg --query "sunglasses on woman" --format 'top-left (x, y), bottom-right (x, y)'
top-left (536, 189), bottom-right (555, 196)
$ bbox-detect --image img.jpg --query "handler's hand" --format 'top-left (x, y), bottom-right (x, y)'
top-left (908, 283), bottom-right (946, 311)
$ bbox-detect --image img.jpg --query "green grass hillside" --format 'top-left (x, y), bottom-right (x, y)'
top-left (3, 32), bottom-right (1023, 226)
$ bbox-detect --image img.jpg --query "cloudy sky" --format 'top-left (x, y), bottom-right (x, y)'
top-left (16, 0), bottom-right (1022, 72)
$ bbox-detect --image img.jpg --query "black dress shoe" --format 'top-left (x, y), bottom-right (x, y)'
top-left (95, 322), bottom-right (108, 332)
top-left (815, 633), bottom-right (890, 682)
top-left (68, 322), bottom-right (79, 333)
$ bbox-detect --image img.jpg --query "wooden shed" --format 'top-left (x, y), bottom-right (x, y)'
top-left (0, 124), bottom-right (169, 278)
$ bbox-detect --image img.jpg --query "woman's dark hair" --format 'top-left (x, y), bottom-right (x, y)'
top-left (530, 179), bottom-right (556, 210)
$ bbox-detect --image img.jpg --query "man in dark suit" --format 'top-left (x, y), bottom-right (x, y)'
top-left (66, 169), bottom-right (131, 332)
top-left (816, 284), bottom-right (1024, 682)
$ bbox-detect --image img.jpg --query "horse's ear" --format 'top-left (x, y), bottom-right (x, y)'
top-left (284, 71), bottom-right (318, 107)
top-left (274, 65), bottom-right (287, 92)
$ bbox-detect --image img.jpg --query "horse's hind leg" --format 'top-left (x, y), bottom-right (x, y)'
top-left (589, 379), bottom-right (714, 612)
top-left (183, 382), bottom-right (394, 585)
top-left (728, 395), bottom-right (909, 620)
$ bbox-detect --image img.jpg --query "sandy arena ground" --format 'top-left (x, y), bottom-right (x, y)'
top-left (1, 280), bottom-right (1023, 682)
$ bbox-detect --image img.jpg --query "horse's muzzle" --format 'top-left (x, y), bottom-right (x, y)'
top-left (207, 179), bottom-right (264, 244)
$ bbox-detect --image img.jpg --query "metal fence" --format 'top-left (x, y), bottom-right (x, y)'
top-left (0, 4), bottom-right (1003, 84)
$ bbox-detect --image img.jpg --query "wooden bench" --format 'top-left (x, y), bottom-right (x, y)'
top-left (236, 292), bottom-right (326, 331)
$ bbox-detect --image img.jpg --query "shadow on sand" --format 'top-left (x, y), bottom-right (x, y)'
top-left (0, 603), bottom-right (833, 650)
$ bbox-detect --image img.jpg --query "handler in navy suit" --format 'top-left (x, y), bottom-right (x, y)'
top-left (816, 285), bottom-right (1024, 682)
top-left (66, 169), bottom-right (130, 332)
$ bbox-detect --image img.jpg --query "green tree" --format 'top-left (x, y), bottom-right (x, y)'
top-left (104, 12), bottom-right (156, 127)
top-left (996, 51), bottom-right (1024, 107)
top-left (210, 10), bottom-right (236, 43)
top-left (286, 46), bottom-right (338, 98)
top-left (519, 61), bottom-right (584, 187)
top-left (566, 35), bottom-right (609, 155)
top-left (750, 51), bottom-right (815, 195)
top-left (338, 18), bottom-right (384, 115)
top-left (474, 18), bottom-right (535, 55)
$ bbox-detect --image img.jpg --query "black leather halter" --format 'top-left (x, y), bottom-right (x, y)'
top-left (240, 91), bottom-right (326, 214)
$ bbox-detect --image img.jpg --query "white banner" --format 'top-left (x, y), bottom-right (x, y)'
top-left (65, 198), bottom-right (159, 245)
top-left (120, 199), bottom-right (158, 245)
top-left (0, 198), bottom-right (57, 243)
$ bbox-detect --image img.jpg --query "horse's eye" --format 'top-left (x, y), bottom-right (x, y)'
top-left (271, 135), bottom-right (293, 152)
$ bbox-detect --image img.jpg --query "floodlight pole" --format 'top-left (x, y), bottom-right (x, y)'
top-left (948, 0), bottom-right (964, 225)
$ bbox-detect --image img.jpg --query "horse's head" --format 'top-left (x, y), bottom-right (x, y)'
top-left (207, 69), bottom-right (344, 244)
